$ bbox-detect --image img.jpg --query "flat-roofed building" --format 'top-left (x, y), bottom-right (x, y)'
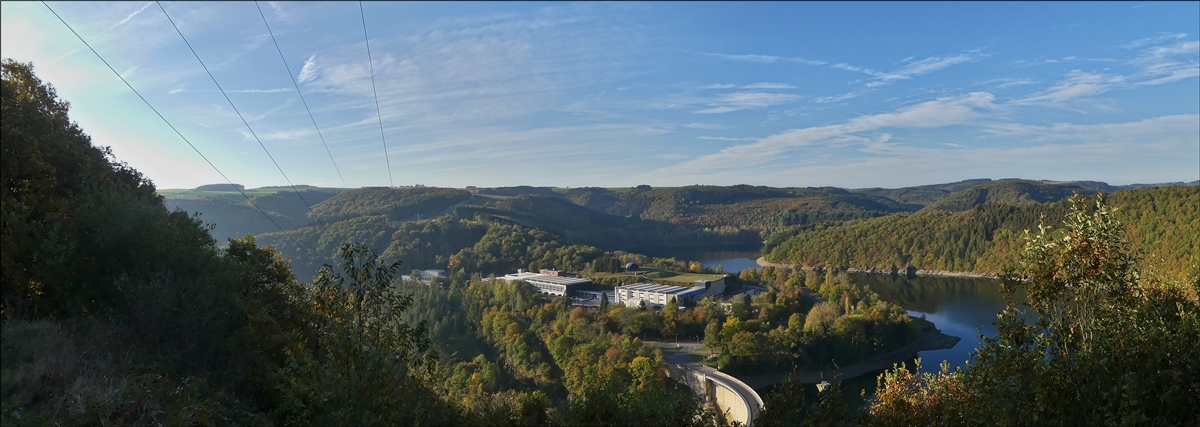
top-left (613, 282), bottom-right (706, 308)
top-left (691, 277), bottom-right (727, 299)
top-left (575, 290), bottom-right (611, 301)
top-left (525, 274), bottom-right (591, 296)
top-left (489, 271), bottom-right (592, 297)
top-left (539, 269), bottom-right (577, 277)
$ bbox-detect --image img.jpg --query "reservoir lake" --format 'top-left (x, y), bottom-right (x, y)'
top-left (689, 252), bottom-right (1026, 402)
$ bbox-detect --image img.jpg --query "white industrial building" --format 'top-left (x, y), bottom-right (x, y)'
top-left (613, 283), bottom-right (705, 307)
top-left (613, 276), bottom-right (728, 308)
top-left (491, 271), bottom-right (592, 296)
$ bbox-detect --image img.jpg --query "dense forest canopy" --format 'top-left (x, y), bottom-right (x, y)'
top-left (5, 58), bottom-right (1197, 426)
top-left (756, 196), bottom-right (1200, 426)
top-left (165, 177), bottom-right (1194, 284)
top-left (1, 59), bottom-right (737, 426)
top-left (765, 186), bottom-right (1199, 283)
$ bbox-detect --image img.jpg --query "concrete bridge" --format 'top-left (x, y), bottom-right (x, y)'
top-left (666, 363), bottom-right (764, 426)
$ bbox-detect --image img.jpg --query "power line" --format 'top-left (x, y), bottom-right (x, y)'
top-left (40, 1), bottom-right (306, 252)
top-left (360, 1), bottom-right (394, 189)
top-left (254, 1), bottom-right (347, 189)
top-left (155, 1), bottom-right (330, 232)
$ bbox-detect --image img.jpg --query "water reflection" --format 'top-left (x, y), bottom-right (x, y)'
top-left (677, 251), bottom-right (762, 273)
top-left (850, 273), bottom-right (1027, 371)
top-left (755, 274), bottom-right (1027, 406)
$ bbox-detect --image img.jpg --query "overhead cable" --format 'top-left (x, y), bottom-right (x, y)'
top-left (359, 1), bottom-right (395, 189)
top-left (254, 1), bottom-right (348, 188)
top-left (40, 1), bottom-right (306, 251)
top-left (155, 1), bottom-right (330, 232)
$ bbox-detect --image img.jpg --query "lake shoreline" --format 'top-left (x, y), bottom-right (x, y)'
top-left (737, 321), bottom-right (962, 390)
top-left (755, 257), bottom-right (999, 280)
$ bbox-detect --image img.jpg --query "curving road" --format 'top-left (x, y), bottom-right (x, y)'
top-left (658, 342), bottom-right (763, 426)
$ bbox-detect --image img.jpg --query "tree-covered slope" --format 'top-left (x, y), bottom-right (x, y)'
top-left (307, 186), bottom-right (470, 223)
top-left (765, 186), bottom-right (1199, 282)
top-left (851, 178), bottom-right (994, 206)
top-left (2, 59), bottom-right (459, 425)
top-left (922, 179), bottom-right (1102, 212)
top-left (165, 196), bottom-right (301, 242)
top-left (560, 185), bottom-right (919, 230)
top-left (456, 194), bottom-right (763, 252)
top-left (247, 188), bottom-right (342, 221)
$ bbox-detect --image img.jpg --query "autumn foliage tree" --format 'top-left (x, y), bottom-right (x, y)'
top-left (862, 194), bottom-right (1200, 426)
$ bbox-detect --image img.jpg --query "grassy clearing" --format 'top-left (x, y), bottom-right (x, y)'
top-left (637, 268), bottom-right (724, 283)
top-left (474, 194), bottom-right (513, 201)
top-left (588, 268), bottom-right (725, 286)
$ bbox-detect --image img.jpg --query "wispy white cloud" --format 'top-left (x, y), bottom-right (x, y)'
top-left (1122, 32), bottom-right (1188, 49)
top-left (1131, 40), bottom-right (1199, 85)
top-left (1006, 37), bottom-right (1195, 109)
top-left (46, 48), bottom-right (79, 66)
top-left (982, 114), bottom-right (1199, 141)
top-left (976, 77), bottom-right (1039, 89)
top-left (169, 88), bottom-right (293, 94)
top-left (256, 127), bottom-right (317, 141)
top-left (700, 52), bottom-right (827, 66)
top-left (831, 52), bottom-right (983, 89)
top-left (650, 92), bottom-right (998, 174)
top-left (832, 62), bottom-right (886, 77)
top-left (701, 82), bottom-right (796, 90)
top-left (885, 53), bottom-right (977, 79)
top-left (646, 113), bottom-right (1197, 188)
top-left (813, 91), bottom-right (863, 103)
top-left (697, 136), bottom-right (756, 141)
top-left (109, 2), bottom-right (153, 30)
top-left (297, 55), bottom-right (319, 83)
top-left (118, 66), bottom-right (137, 80)
top-left (701, 52), bottom-right (780, 64)
top-left (787, 57), bottom-right (828, 66)
top-left (695, 92), bottom-right (802, 114)
top-left (682, 122), bottom-right (729, 130)
top-left (1013, 70), bottom-right (1124, 106)
top-left (741, 82), bottom-right (795, 89)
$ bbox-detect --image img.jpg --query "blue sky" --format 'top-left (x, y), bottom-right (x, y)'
top-left (3, 2), bottom-right (1197, 189)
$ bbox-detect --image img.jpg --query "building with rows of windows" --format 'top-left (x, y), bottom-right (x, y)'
top-left (489, 271), bottom-right (592, 297)
top-left (613, 277), bottom-right (726, 308)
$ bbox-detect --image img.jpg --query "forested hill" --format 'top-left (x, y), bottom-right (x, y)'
top-left (765, 186), bottom-right (1199, 282)
top-left (163, 178), bottom-right (1193, 250)
top-left (162, 178), bottom-right (1195, 277)
top-left (307, 187), bottom-right (471, 223)
top-left (921, 179), bottom-right (1107, 211)
top-left (456, 194), bottom-right (761, 251)
top-left (480, 184), bottom-right (921, 230)
top-left (849, 178), bottom-right (995, 205)
top-left (162, 189), bottom-right (338, 242)
top-left (161, 186), bottom-right (465, 242)
top-left (3, 59), bottom-right (462, 425)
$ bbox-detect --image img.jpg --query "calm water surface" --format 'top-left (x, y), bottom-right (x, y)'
top-left (693, 251), bottom-right (762, 273)
top-left (849, 273), bottom-right (1026, 372)
top-left (691, 254), bottom-right (1028, 404)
